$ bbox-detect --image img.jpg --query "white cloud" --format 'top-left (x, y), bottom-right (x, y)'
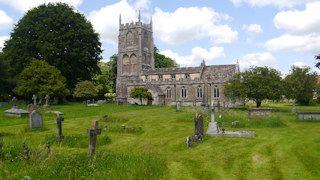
top-left (89, 0), bottom-right (139, 45)
top-left (153, 7), bottom-right (238, 44)
top-left (237, 52), bottom-right (277, 71)
top-left (160, 46), bottom-right (225, 67)
top-left (265, 34), bottom-right (320, 53)
top-left (0, 0), bottom-right (83, 13)
top-left (134, 0), bottom-right (151, 10)
top-left (0, 36), bottom-right (9, 51)
top-left (274, 2), bottom-right (320, 35)
top-left (0, 10), bottom-right (12, 29)
top-left (265, 2), bottom-right (320, 53)
top-left (230, 0), bottom-right (319, 8)
top-left (243, 24), bottom-right (263, 36)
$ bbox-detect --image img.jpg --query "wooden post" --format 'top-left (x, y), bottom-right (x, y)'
top-left (55, 114), bottom-right (64, 138)
top-left (87, 120), bottom-right (101, 155)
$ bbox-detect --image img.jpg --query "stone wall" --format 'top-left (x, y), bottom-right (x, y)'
top-left (297, 112), bottom-right (320, 121)
top-left (248, 108), bottom-right (272, 117)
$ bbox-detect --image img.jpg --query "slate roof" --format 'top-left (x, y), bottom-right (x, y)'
top-left (142, 66), bottom-right (201, 75)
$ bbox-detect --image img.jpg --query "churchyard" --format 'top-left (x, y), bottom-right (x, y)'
top-left (0, 102), bottom-right (319, 179)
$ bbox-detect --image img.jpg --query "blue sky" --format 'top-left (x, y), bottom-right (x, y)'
top-left (0, 0), bottom-right (319, 76)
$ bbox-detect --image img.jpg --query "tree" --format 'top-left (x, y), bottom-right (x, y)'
top-left (223, 73), bottom-right (245, 104)
top-left (315, 54), bottom-right (320, 69)
top-left (154, 46), bottom-right (178, 68)
top-left (105, 54), bottom-right (117, 93)
top-left (283, 66), bottom-right (317, 105)
top-left (2, 3), bottom-right (102, 89)
top-left (224, 66), bottom-right (282, 107)
top-left (14, 60), bottom-right (70, 99)
top-left (73, 80), bottom-right (98, 100)
top-left (0, 53), bottom-right (12, 101)
top-left (129, 87), bottom-right (152, 105)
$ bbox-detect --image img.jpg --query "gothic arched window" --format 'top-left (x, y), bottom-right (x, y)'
top-left (166, 87), bottom-right (172, 99)
top-left (181, 86), bottom-right (187, 98)
top-left (126, 31), bottom-right (134, 47)
top-left (130, 54), bottom-right (137, 64)
top-left (197, 86), bottom-right (202, 98)
top-left (123, 54), bottom-right (129, 65)
top-left (214, 86), bottom-right (219, 98)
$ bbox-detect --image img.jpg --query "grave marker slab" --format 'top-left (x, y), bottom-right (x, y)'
top-left (29, 110), bottom-right (43, 129)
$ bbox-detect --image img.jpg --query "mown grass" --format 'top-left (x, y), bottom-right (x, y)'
top-left (0, 102), bottom-right (320, 179)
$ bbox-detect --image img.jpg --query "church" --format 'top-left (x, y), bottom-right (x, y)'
top-left (116, 13), bottom-right (240, 107)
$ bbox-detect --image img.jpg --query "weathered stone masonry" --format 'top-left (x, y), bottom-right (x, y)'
top-left (116, 13), bottom-right (240, 106)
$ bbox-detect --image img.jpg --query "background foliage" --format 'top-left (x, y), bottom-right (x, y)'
top-left (14, 60), bottom-right (70, 100)
top-left (2, 3), bottom-right (102, 89)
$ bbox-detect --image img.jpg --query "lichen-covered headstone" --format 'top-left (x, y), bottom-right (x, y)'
top-left (29, 110), bottom-right (43, 129)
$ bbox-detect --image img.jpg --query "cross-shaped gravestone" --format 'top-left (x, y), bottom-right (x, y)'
top-left (32, 94), bottom-right (37, 105)
top-left (86, 120), bottom-right (101, 155)
top-left (12, 96), bottom-right (17, 107)
top-left (55, 114), bottom-right (64, 138)
top-left (45, 94), bottom-right (50, 106)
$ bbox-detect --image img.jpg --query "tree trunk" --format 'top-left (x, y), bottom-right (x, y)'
top-left (140, 98), bottom-right (142, 105)
top-left (256, 101), bottom-right (261, 108)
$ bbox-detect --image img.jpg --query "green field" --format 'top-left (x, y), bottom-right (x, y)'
top-left (0, 102), bottom-right (320, 179)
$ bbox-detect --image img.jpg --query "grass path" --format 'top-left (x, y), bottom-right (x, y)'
top-left (0, 103), bottom-right (319, 179)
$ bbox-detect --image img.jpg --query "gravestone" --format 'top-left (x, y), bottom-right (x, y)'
top-left (97, 100), bottom-right (107, 104)
top-left (86, 120), bottom-right (101, 155)
top-left (292, 103), bottom-right (296, 114)
top-left (55, 114), bottom-right (64, 138)
top-left (29, 110), bottom-right (43, 129)
top-left (5, 97), bottom-right (29, 117)
top-left (232, 121), bottom-right (239, 126)
top-left (87, 100), bottom-right (91, 104)
top-left (43, 94), bottom-right (50, 108)
top-left (12, 96), bottom-right (18, 109)
top-left (27, 104), bottom-right (39, 112)
top-left (0, 102), bottom-right (8, 107)
top-left (225, 105), bottom-right (229, 114)
top-left (217, 101), bottom-right (221, 118)
top-left (201, 81), bottom-right (210, 114)
top-left (194, 114), bottom-right (204, 137)
top-left (32, 94), bottom-right (37, 105)
top-left (186, 136), bottom-right (192, 148)
top-left (206, 108), bottom-right (220, 134)
top-left (177, 102), bottom-right (181, 112)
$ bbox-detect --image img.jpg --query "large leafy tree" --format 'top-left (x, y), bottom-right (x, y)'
top-left (2, 3), bottom-right (102, 89)
top-left (129, 87), bottom-right (151, 105)
top-left (73, 80), bottom-right (98, 100)
top-left (154, 46), bottom-right (178, 68)
top-left (0, 53), bottom-right (12, 101)
top-left (283, 66), bottom-right (317, 105)
top-left (14, 60), bottom-right (70, 99)
top-left (224, 66), bottom-right (282, 107)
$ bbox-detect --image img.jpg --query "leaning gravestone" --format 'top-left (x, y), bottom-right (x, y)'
top-left (177, 102), bottom-right (181, 112)
top-left (87, 120), bottom-right (101, 155)
top-left (29, 110), bottom-right (43, 129)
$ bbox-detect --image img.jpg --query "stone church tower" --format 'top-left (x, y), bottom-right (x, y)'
top-left (116, 12), bottom-right (154, 103)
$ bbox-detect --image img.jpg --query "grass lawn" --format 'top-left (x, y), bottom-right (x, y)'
top-left (0, 102), bottom-right (320, 179)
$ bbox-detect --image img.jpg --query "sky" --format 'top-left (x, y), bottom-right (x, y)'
top-left (0, 0), bottom-right (320, 76)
